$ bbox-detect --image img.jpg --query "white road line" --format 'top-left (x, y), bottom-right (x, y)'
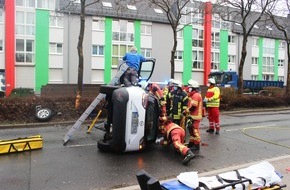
top-left (225, 124), bottom-right (276, 132)
top-left (66, 143), bottom-right (98, 148)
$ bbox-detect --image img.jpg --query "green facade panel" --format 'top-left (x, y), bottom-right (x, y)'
top-left (183, 26), bottom-right (192, 84)
top-left (134, 20), bottom-right (141, 51)
top-left (219, 30), bottom-right (228, 71)
top-left (274, 40), bottom-right (279, 80)
top-left (35, 9), bottom-right (49, 92)
top-left (104, 17), bottom-right (113, 84)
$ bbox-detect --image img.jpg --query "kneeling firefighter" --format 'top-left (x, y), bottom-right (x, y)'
top-left (157, 116), bottom-right (195, 165)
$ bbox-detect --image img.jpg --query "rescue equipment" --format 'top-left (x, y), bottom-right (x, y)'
top-left (0, 135), bottom-right (43, 154)
top-left (63, 63), bottom-right (129, 145)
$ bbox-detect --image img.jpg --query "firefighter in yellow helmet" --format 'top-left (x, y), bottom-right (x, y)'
top-left (204, 78), bottom-right (221, 134)
top-left (183, 79), bottom-right (203, 150)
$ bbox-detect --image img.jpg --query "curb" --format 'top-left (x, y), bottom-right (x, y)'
top-left (113, 154), bottom-right (290, 190)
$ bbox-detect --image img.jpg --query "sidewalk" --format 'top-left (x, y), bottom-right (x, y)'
top-left (114, 154), bottom-right (290, 190)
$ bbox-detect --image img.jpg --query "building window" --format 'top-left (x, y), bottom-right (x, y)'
top-left (252, 38), bottom-right (258, 46)
top-left (112, 20), bottom-right (134, 42)
top-left (127, 5), bottom-right (137, 11)
top-left (174, 51), bottom-right (183, 60)
top-left (177, 28), bottom-right (183, 38)
top-left (0, 9), bottom-right (3, 23)
top-left (140, 48), bottom-right (151, 58)
top-left (262, 57), bottom-right (274, 73)
top-left (112, 44), bottom-right (133, 66)
top-left (279, 41), bottom-right (285, 49)
top-left (278, 59), bottom-right (284, 67)
top-left (192, 28), bottom-right (203, 48)
top-left (92, 45), bottom-right (104, 56)
top-left (50, 43), bottom-right (63, 54)
top-left (141, 24), bottom-right (151, 35)
top-left (252, 57), bottom-right (258, 65)
top-left (211, 52), bottom-right (219, 70)
top-left (102, 1), bottom-right (112, 8)
top-left (16, 11), bottom-right (35, 36)
top-left (0, 40), bottom-right (3, 51)
top-left (16, 0), bottom-right (35, 8)
top-left (15, 39), bottom-right (34, 63)
top-left (263, 39), bottom-right (275, 55)
top-left (92, 18), bottom-right (105, 31)
top-left (192, 50), bottom-right (203, 69)
top-left (263, 74), bottom-right (274, 81)
top-left (37, 0), bottom-right (55, 9)
top-left (211, 32), bottom-right (220, 49)
top-left (228, 35), bottom-right (235, 44)
top-left (251, 75), bottom-right (258, 80)
top-left (50, 14), bottom-right (63, 28)
top-left (228, 55), bottom-right (236, 64)
top-left (154, 8), bottom-right (163, 14)
top-left (278, 76), bottom-right (284, 81)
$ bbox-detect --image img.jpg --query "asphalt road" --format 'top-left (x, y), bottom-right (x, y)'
top-left (0, 109), bottom-right (290, 190)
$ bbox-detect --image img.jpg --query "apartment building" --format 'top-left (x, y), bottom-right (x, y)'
top-left (0, 0), bottom-right (288, 96)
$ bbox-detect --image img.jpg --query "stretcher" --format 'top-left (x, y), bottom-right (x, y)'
top-left (136, 162), bottom-right (286, 190)
top-left (0, 135), bottom-right (43, 154)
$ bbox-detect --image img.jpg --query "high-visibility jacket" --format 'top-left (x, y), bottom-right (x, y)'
top-left (159, 121), bottom-right (185, 143)
top-left (205, 86), bottom-right (220, 107)
top-left (187, 91), bottom-right (203, 120)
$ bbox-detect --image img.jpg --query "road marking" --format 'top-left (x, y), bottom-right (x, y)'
top-left (66, 143), bottom-right (98, 148)
top-left (225, 124), bottom-right (276, 132)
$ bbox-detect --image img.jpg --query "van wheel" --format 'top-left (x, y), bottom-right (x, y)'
top-left (35, 108), bottom-right (52, 122)
top-left (97, 139), bottom-right (111, 152)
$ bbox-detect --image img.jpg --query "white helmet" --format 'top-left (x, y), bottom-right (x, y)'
top-left (208, 78), bottom-right (216, 84)
top-left (172, 79), bottom-right (182, 88)
top-left (188, 79), bottom-right (199, 88)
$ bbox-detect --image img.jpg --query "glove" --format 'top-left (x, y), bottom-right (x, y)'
top-left (203, 98), bottom-right (208, 103)
top-left (182, 110), bottom-right (188, 116)
top-left (155, 137), bottom-right (164, 144)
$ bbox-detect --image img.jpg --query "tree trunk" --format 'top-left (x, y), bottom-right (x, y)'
top-left (75, 0), bottom-right (85, 109)
top-left (170, 29), bottom-right (178, 79)
top-left (237, 35), bottom-right (248, 95)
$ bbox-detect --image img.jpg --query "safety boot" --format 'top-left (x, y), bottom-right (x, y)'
top-left (206, 128), bottom-right (214, 134)
top-left (182, 150), bottom-right (195, 165)
top-left (190, 144), bottom-right (200, 151)
top-left (215, 131), bottom-right (220, 135)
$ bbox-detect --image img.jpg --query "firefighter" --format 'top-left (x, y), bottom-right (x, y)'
top-left (162, 79), bottom-right (174, 115)
top-left (204, 78), bottom-right (221, 134)
top-left (148, 83), bottom-right (167, 116)
top-left (183, 79), bottom-right (203, 151)
top-left (169, 80), bottom-right (188, 127)
top-left (157, 116), bottom-right (195, 165)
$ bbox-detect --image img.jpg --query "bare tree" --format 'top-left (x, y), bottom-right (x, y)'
top-left (146, 0), bottom-right (202, 79)
top-left (214, 0), bottom-right (277, 95)
top-left (267, 0), bottom-right (290, 95)
top-left (65, 0), bottom-right (101, 109)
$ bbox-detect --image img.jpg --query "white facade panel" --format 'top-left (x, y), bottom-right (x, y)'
top-left (251, 47), bottom-right (259, 57)
top-left (175, 60), bottom-right (183, 72)
top-left (49, 55), bottom-right (63, 68)
top-left (92, 31), bottom-right (104, 44)
top-left (228, 44), bottom-right (236, 55)
top-left (141, 35), bottom-right (152, 48)
top-left (251, 65), bottom-right (259, 75)
top-left (91, 57), bottom-right (105, 69)
top-left (278, 50), bottom-right (285, 59)
top-left (91, 69), bottom-right (104, 84)
top-left (278, 68), bottom-right (284, 76)
top-left (228, 63), bottom-right (236, 71)
top-left (49, 68), bottom-right (63, 83)
top-left (15, 66), bottom-right (35, 89)
top-left (49, 28), bottom-right (64, 42)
